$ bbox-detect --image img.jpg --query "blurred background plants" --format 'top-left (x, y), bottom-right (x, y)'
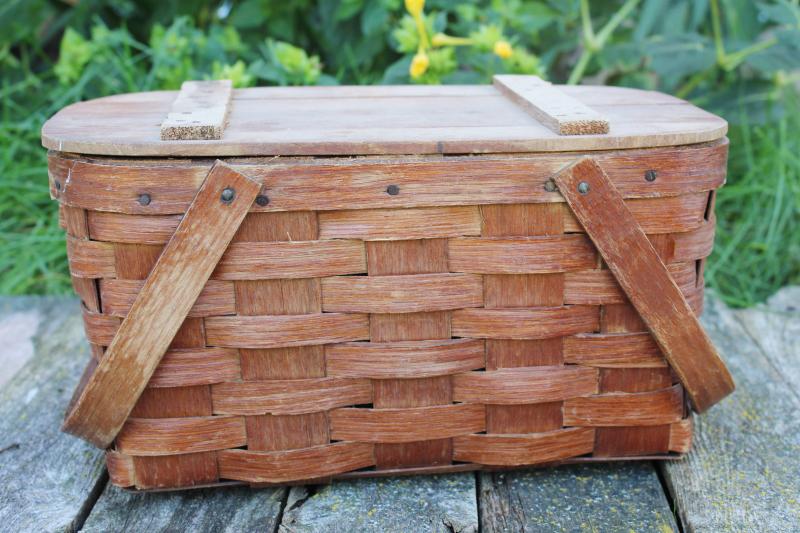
top-left (0, 0), bottom-right (797, 306)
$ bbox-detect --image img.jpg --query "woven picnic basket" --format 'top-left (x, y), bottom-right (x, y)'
top-left (42, 76), bottom-right (734, 491)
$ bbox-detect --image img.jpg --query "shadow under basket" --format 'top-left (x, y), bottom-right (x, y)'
top-left (42, 75), bottom-right (734, 490)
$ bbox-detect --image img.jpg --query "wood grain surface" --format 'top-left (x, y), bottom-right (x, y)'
top-left (42, 82), bottom-right (726, 156)
top-left (62, 162), bottom-right (261, 448)
top-left (554, 158), bottom-right (734, 412)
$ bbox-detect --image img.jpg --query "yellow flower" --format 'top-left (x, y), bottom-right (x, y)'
top-left (405, 0), bottom-right (424, 17)
top-left (409, 52), bottom-right (429, 78)
top-left (493, 40), bottom-right (513, 59)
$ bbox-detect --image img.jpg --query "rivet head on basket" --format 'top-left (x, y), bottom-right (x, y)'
top-left (221, 187), bottom-right (235, 203)
top-left (255, 194), bottom-right (270, 206)
top-left (577, 182), bottom-right (590, 195)
top-left (138, 193), bottom-right (151, 206)
top-left (386, 184), bottom-right (400, 196)
top-left (645, 169), bottom-right (658, 182)
top-left (544, 179), bottom-right (557, 192)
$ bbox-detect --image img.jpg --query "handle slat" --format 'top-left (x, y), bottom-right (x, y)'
top-left (63, 161), bottom-right (260, 448)
top-left (553, 158), bottom-right (734, 412)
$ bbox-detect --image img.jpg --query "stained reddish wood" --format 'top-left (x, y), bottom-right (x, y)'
top-left (148, 348), bottom-right (241, 388)
top-left (602, 303), bottom-right (647, 333)
top-left (81, 308), bottom-right (120, 345)
top-left (66, 237), bottom-right (115, 278)
top-left (485, 339), bottom-right (563, 370)
top-left (448, 235), bottom-right (596, 273)
top-left (325, 339), bottom-right (485, 379)
top-left (369, 311), bottom-right (450, 341)
top-left (453, 427), bottom-right (596, 465)
top-left (364, 235), bottom-right (458, 469)
top-left (169, 318), bottom-right (207, 349)
top-left (484, 274), bottom-right (567, 309)
top-left (205, 313), bottom-right (369, 349)
top-left (113, 244), bottom-right (163, 279)
top-left (452, 367), bottom-right (598, 404)
top-left (245, 412), bottom-right (329, 451)
top-left (669, 418), bottom-right (693, 453)
top-left (214, 240), bottom-right (366, 279)
top-left (329, 404), bottom-right (486, 443)
top-left (63, 162), bottom-right (261, 448)
top-left (66, 196), bottom-right (707, 242)
top-left (49, 142), bottom-right (727, 215)
top-left (116, 416), bottom-right (247, 455)
top-left (100, 279), bottom-right (235, 318)
top-left (554, 158), bottom-right (734, 411)
top-left (321, 273), bottom-right (483, 314)
top-left (563, 192), bottom-right (708, 234)
top-left (133, 451), bottom-right (219, 490)
top-left (318, 206), bottom-right (481, 240)
top-left (563, 385), bottom-right (685, 426)
top-left (452, 306), bottom-right (599, 339)
top-left (106, 450), bottom-right (135, 487)
top-left (131, 385), bottom-right (213, 418)
top-left (485, 403), bottom-right (565, 434)
top-left (61, 205), bottom-right (90, 237)
top-left (563, 333), bottom-right (667, 368)
top-left (564, 262), bottom-right (698, 305)
top-left (593, 425), bottom-right (671, 457)
top-left (599, 368), bottom-right (674, 393)
top-left (217, 442), bottom-right (375, 483)
top-left (366, 239), bottom-right (448, 274)
top-left (88, 211), bottom-right (182, 244)
top-left (239, 346), bottom-right (326, 380)
top-left (234, 278), bottom-right (321, 316)
top-left (210, 378), bottom-right (372, 416)
top-left (72, 276), bottom-right (100, 312)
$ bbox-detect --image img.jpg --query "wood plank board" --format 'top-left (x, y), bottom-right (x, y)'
top-left (280, 474), bottom-right (478, 532)
top-left (660, 290), bottom-right (800, 532)
top-left (80, 484), bottom-right (285, 532)
top-left (479, 463), bottom-right (678, 532)
top-left (0, 297), bottom-right (107, 532)
top-left (63, 162), bottom-right (261, 448)
top-left (42, 83), bottom-right (726, 156)
top-left (160, 80), bottom-right (232, 140)
top-left (494, 75), bottom-right (609, 135)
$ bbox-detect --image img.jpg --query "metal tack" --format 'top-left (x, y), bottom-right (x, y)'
top-left (578, 182), bottom-right (590, 195)
top-left (221, 187), bottom-right (235, 203)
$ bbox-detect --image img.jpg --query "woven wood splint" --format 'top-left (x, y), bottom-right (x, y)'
top-left (43, 76), bottom-right (734, 490)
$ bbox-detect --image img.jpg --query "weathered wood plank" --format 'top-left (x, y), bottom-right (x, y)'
top-left (160, 80), bottom-right (232, 141)
top-left (660, 289), bottom-right (800, 532)
top-left (279, 473), bottom-right (478, 532)
top-left (81, 484), bottom-right (286, 532)
top-left (494, 75), bottom-right (609, 135)
top-left (479, 463), bottom-right (678, 532)
top-left (0, 297), bottom-right (106, 532)
top-left (554, 158), bottom-right (734, 411)
top-left (63, 162), bottom-right (261, 448)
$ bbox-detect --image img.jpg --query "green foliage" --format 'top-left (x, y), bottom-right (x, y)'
top-left (0, 0), bottom-right (798, 307)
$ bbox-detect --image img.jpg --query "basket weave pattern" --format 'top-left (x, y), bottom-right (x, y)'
top-left (52, 146), bottom-right (722, 490)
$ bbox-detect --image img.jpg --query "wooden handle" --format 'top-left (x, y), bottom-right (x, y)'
top-left (494, 75), bottom-right (609, 136)
top-left (553, 158), bottom-right (734, 412)
top-left (63, 161), bottom-right (261, 448)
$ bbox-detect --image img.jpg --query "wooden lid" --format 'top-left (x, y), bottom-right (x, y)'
top-left (42, 79), bottom-right (726, 157)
